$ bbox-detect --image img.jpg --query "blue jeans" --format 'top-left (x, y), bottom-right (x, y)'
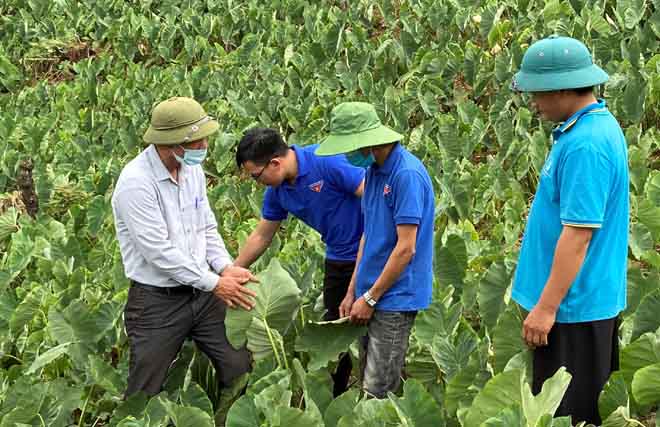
top-left (360, 310), bottom-right (417, 398)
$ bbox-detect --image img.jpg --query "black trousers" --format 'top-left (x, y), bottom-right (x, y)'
top-left (123, 283), bottom-right (251, 397)
top-left (533, 316), bottom-right (619, 426)
top-left (323, 259), bottom-right (356, 397)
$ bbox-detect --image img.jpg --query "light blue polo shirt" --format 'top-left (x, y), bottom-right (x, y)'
top-left (262, 144), bottom-right (364, 261)
top-left (356, 144), bottom-right (435, 311)
top-left (512, 100), bottom-right (629, 323)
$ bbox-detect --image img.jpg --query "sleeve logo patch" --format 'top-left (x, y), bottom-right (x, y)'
top-left (309, 180), bottom-right (324, 192)
top-left (383, 184), bottom-right (391, 196)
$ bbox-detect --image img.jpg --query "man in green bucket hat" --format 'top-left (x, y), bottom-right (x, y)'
top-left (316, 102), bottom-right (435, 398)
top-left (510, 36), bottom-right (629, 425)
top-left (111, 97), bottom-right (257, 402)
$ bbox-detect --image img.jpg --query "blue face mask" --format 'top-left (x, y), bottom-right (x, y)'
top-left (175, 147), bottom-right (207, 166)
top-left (346, 150), bottom-right (375, 168)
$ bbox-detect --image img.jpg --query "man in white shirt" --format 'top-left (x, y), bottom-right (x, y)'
top-left (111, 97), bottom-right (256, 397)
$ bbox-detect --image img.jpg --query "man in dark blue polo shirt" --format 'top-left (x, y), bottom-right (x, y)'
top-left (315, 102), bottom-right (435, 398)
top-left (234, 127), bottom-right (364, 396)
top-left (511, 36), bottom-right (629, 425)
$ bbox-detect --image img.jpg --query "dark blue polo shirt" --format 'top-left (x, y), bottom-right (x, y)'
top-left (356, 144), bottom-right (435, 311)
top-left (262, 144), bottom-right (364, 261)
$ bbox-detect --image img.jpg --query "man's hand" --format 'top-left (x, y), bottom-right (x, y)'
top-left (222, 265), bottom-right (259, 283)
top-left (213, 276), bottom-right (257, 310)
top-left (522, 304), bottom-right (557, 348)
top-left (349, 297), bottom-right (374, 325)
top-left (339, 291), bottom-right (355, 318)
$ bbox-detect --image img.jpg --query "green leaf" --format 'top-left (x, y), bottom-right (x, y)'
top-left (464, 369), bottom-right (523, 427)
top-left (180, 383), bottom-right (213, 417)
top-left (430, 326), bottom-right (479, 380)
top-left (492, 304), bottom-right (527, 373)
top-left (478, 261), bottom-right (512, 331)
top-left (324, 389), bottom-right (360, 427)
top-left (620, 327), bottom-right (660, 382)
top-left (389, 379), bottom-right (446, 426)
top-left (631, 289), bottom-right (660, 341)
top-left (225, 395), bottom-right (261, 427)
top-left (162, 398), bottom-right (214, 427)
top-left (481, 403), bottom-right (525, 427)
top-left (637, 199), bottom-right (660, 239)
top-left (225, 258), bottom-right (302, 350)
top-left (435, 234), bottom-right (468, 289)
top-left (0, 208), bottom-right (19, 241)
top-left (25, 342), bottom-right (73, 375)
top-left (414, 288), bottom-right (460, 346)
top-left (600, 405), bottom-right (642, 427)
top-left (89, 354), bottom-right (125, 395)
top-left (631, 362), bottom-right (660, 406)
top-left (295, 321), bottom-right (366, 371)
top-left (337, 398), bottom-right (399, 427)
top-left (521, 367), bottom-right (572, 426)
top-left (598, 371), bottom-right (629, 420)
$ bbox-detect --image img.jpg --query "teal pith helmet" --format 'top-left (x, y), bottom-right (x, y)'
top-left (143, 97), bottom-right (219, 145)
top-left (511, 36), bottom-right (608, 92)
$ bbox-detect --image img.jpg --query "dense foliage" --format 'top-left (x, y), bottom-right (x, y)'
top-left (0, 0), bottom-right (658, 426)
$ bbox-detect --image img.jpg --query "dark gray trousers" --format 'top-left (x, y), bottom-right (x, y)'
top-left (123, 284), bottom-right (251, 397)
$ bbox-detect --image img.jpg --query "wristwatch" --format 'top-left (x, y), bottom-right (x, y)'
top-left (363, 290), bottom-right (378, 307)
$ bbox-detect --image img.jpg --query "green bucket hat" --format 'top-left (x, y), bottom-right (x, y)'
top-left (143, 97), bottom-right (219, 145)
top-left (315, 102), bottom-right (403, 156)
top-left (511, 36), bottom-right (608, 92)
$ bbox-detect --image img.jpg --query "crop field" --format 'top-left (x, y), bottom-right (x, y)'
top-left (0, 0), bottom-right (659, 426)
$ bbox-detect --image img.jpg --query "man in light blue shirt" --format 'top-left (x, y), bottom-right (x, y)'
top-left (112, 97), bottom-right (256, 400)
top-left (510, 37), bottom-right (629, 425)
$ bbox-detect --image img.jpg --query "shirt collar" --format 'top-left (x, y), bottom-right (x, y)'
top-left (552, 99), bottom-right (608, 140)
top-left (374, 143), bottom-right (403, 175)
top-left (292, 145), bottom-right (310, 178)
top-left (146, 144), bottom-right (180, 182)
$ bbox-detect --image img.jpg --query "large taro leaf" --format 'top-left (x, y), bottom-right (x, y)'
top-left (225, 395), bottom-right (261, 427)
top-left (435, 234), bottom-right (468, 291)
top-left (445, 340), bottom-right (491, 416)
top-left (631, 362), bottom-right (660, 407)
top-left (463, 369), bottom-right (523, 427)
top-left (620, 327), bottom-right (660, 383)
top-left (388, 379), bottom-right (446, 427)
top-left (294, 319), bottom-right (366, 371)
top-left (413, 291), bottom-right (461, 346)
top-left (631, 289), bottom-right (660, 341)
top-left (477, 261), bottom-right (513, 332)
top-left (225, 259), bottom-right (301, 350)
top-left (430, 324), bottom-right (479, 380)
top-left (160, 397), bottom-right (214, 427)
top-left (324, 389), bottom-right (360, 427)
top-left (246, 317), bottom-right (284, 361)
top-left (521, 367), bottom-right (572, 427)
top-left (481, 403), bottom-right (525, 427)
top-left (600, 405), bottom-right (643, 427)
top-left (291, 358), bottom-right (330, 421)
top-left (599, 371), bottom-right (629, 420)
top-left (491, 303), bottom-right (527, 373)
top-left (337, 397), bottom-right (400, 427)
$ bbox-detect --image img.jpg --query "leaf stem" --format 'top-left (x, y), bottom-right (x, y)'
top-left (78, 384), bottom-right (94, 427)
top-left (264, 322), bottom-right (282, 368)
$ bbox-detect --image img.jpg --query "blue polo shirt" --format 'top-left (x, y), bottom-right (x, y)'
top-left (262, 144), bottom-right (364, 261)
top-left (512, 100), bottom-right (629, 323)
top-left (356, 144), bottom-right (434, 311)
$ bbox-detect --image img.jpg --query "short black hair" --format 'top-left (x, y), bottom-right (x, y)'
top-left (236, 127), bottom-right (289, 168)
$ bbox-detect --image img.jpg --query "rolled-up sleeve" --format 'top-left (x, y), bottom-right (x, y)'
top-left (113, 185), bottom-right (219, 291)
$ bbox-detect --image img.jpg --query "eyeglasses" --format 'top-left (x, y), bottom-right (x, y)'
top-left (250, 158), bottom-right (274, 180)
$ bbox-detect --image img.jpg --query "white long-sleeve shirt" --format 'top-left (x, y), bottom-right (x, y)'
top-left (111, 144), bottom-right (232, 291)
